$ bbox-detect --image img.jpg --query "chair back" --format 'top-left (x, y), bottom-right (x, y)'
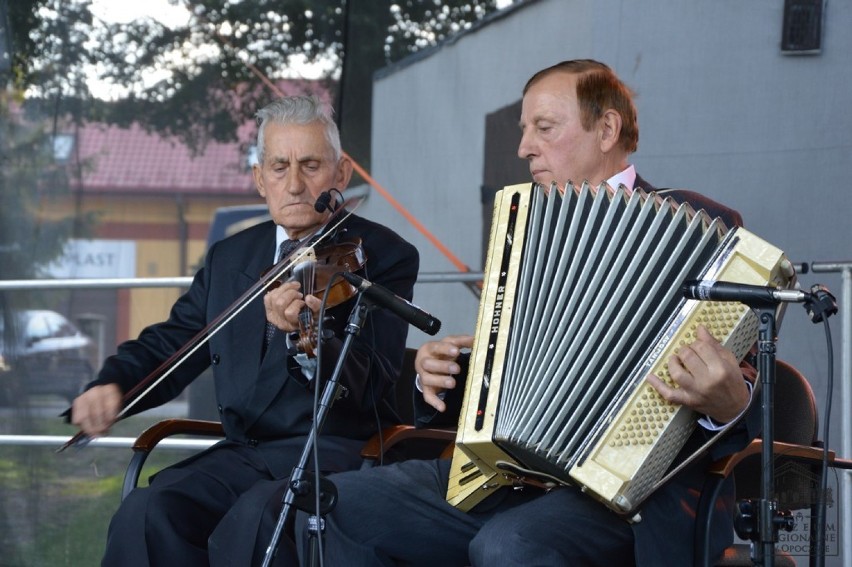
top-left (773, 359), bottom-right (819, 446)
top-left (391, 348), bottom-right (419, 425)
top-left (734, 359), bottom-right (819, 507)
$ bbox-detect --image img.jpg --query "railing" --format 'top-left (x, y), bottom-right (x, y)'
top-left (0, 272), bottom-right (484, 291)
top-left (0, 435), bottom-right (215, 451)
top-left (0, 271), bottom-right (483, 450)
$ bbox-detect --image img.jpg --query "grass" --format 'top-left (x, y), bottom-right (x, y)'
top-left (0, 403), bottom-right (199, 566)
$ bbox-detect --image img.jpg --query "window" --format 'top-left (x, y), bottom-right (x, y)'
top-left (52, 133), bottom-right (75, 161)
top-left (781, 0), bottom-right (823, 54)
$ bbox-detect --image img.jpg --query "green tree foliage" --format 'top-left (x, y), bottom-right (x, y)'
top-left (332, 0), bottom-right (498, 172)
top-left (1, 0), bottom-right (502, 281)
top-left (0, 95), bottom-right (82, 281)
top-left (17, 0), bottom-right (499, 167)
top-left (5, 0), bottom-right (95, 103)
top-left (1, 0), bottom-right (499, 279)
top-left (1, 0), bottom-right (96, 279)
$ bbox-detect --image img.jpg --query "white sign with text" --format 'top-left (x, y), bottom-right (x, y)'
top-left (46, 239), bottom-right (137, 278)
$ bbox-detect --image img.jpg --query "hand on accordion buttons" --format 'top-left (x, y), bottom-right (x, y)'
top-left (414, 334), bottom-right (474, 413)
top-left (646, 325), bottom-right (750, 425)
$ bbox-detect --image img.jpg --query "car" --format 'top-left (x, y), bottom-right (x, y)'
top-left (0, 309), bottom-right (95, 406)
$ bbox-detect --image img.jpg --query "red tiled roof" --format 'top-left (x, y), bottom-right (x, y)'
top-left (73, 122), bottom-right (255, 194)
top-left (71, 80), bottom-right (332, 195)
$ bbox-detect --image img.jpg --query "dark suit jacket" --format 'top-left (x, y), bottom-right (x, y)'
top-left (416, 178), bottom-right (759, 566)
top-left (88, 212), bottom-right (419, 476)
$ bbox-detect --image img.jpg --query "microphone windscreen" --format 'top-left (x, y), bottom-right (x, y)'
top-left (314, 192), bottom-right (332, 213)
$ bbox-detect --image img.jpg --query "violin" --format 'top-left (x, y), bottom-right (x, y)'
top-left (276, 237), bottom-right (367, 358)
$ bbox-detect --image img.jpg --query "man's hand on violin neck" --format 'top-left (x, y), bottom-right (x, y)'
top-left (264, 280), bottom-right (320, 332)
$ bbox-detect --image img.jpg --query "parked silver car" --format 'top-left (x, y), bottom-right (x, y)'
top-left (0, 309), bottom-right (95, 405)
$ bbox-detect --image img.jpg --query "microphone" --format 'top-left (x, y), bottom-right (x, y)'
top-left (314, 189), bottom-right (344, 213)
top-left (682, 280), bottom-right (810, 305)
top-left (341, 272), bottom-right (442, 335)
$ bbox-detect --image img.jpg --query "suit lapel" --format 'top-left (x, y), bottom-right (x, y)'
top-left (219, 223), bottom-right (290, 428)
top-left (242, 327), bottom-right (292, 430)
top-left (243, 224), bottom-right (292, 429)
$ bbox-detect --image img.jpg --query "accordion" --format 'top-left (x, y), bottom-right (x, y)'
top-left (446, 182), bottom-right (794, 514)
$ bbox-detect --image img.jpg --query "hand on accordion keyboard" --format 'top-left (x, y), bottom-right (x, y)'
top-left (414, 334), bottom-right (474, 413)
top-left (645, 325), bottom-right (752, 425)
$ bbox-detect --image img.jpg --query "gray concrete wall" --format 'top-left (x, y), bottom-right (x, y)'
top-left (356, 1), bottom-right (851, 558)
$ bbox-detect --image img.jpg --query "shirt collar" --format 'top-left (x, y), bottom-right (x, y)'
top-left (606, 164), bottom-right (636, 194)
top-left (275, 225), bottom-right (326, 262)
top-left (274, 225), bottom-right (288, 261)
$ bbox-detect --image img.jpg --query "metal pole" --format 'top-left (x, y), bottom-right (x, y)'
top-left (0, 272), bottom-right (484, 291)
top-left (0, 435), bottom-right (216, 450)
top-left (845, 268), bottom-right (852, 567)
top-left (755, 307), bottom-right (780, 567)
top-left (812, 262), bottom-right (852, 567)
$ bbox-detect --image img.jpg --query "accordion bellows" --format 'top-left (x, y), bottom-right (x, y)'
top-left (447, 182), bottom-right (794, 514)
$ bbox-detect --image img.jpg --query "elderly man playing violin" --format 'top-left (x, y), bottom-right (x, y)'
top-left (69, 94), bottom-right (419, 566)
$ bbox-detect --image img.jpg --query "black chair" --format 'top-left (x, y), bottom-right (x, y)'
top-left (121, 418), bottom-right (224, 500)
top-left (359, 346), bottom-right (456, 467)
top-left (121, 347), bottom-right (455, 499)
top-left (695, 359), bottom-right (852, 567)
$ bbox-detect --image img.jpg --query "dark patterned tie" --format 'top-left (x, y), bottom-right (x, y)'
top-left (264, 238), bottom-right (300, 352)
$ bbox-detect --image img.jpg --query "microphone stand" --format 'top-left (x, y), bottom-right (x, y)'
top-left (741, 286), bottom-right (837, 566)
top-left (261, 295), bottom-right (369, 567)
top-left (749, 303), bottom-right (790, 567)
top-left (689, 282), bottom-right (838, 567)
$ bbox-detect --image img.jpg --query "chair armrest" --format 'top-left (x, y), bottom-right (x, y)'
top-left (707, 439), bottom-right (837, 478)
top-left (131, 418), bottom-right (224, 451)
top-left (360, 425), bottom-right (456, 463)
top-left (122, 419), bottom-right (225, 501)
